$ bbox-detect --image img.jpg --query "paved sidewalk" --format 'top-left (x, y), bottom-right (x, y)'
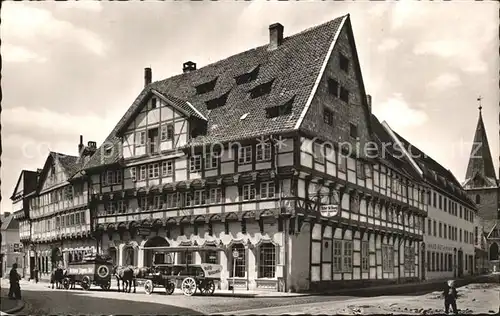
top-left (0, 291), bottom-right (25, 314)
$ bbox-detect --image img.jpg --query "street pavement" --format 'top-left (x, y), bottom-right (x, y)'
top-left (1, 279), bottom-right (358, 315)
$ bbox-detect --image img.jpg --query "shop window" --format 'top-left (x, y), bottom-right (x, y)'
top-left (230, 244), bottom-right (246, 278)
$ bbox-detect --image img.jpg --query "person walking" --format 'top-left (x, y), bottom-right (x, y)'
top-left (8, 263), bottom-right (22, 300)
top-left (443, 279), bottom-right (458, 314)
top-left (33, 265), bottom-right (39, 283)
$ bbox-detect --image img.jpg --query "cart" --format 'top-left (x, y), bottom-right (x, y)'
top-left (140, 245), bottom-right (224, 296)
top-left (62, 254), bottom-right (114, 291)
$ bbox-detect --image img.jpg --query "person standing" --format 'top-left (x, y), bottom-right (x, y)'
top-left (8, 263), bottom-right (22, 300)
top-left (443, 280), bottom-right (458, 314)
top-left (33, 265), bottom-right (39, 283)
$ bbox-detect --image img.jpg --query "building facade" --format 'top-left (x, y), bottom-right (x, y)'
top-left (462, 106), bottom-right (499, 272)
top-left (0, 213), bottom-right (24, 278)
top-left (26, 149), bottom-right (95, 281)
top-left (82, 15), bottom-right (428, 293)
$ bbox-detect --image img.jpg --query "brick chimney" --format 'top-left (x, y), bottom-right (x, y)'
top-left (366, 94), bottom-right (372, 113)
top-left (144, 67), bottom-right (152, 87)
top-left (183, 61), bottom-right (196, 73)
top-left (78, 135), bottom-right (84, 156)
top-left (268, 23), bottom-right (284, 51)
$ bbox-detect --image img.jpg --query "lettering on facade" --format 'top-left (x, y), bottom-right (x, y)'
top-left (427, 244), bottom-right (453, 252)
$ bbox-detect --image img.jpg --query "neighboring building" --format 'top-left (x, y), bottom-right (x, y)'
top-left (81, 14), bottom-right (428, 293)
top-left (463, 106), bottom-right (500, 272)
top-left (26, 146), bottom-right (95, 281)
top-left (0, 213), bottom-right (23, 278)
top-left (374, 120), bottom-right (477, 280)
top-left (10, 169), bottom-right (39, 279)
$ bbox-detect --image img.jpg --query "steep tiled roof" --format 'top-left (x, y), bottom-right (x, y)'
top-left (0, 213), bottom-right (18, 231)
top-left (392, 131), bottom-right (477, 209)
top-left (51, 152), bottom-right (80, 177)
top-left (83, 15), bottom-right (348, 170)
top-left (464, 109), bottom-right (497, 188)
top-left (369, 114), bottom-right (422, 181)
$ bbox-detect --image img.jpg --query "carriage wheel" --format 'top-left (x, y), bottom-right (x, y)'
top-left (144, 280), bottom-right (154, 295)
top-left (62, 277), bottom-right (71, 290)
top-left (199, 280), bottom-right (216, 296)
top-left (100, 281), bottom-right (111, 291)
top-left (81, 276), bottom-right (91, 291)
top-left (164, 281), bottom-right (175, 295)
top-left (181, 277), bottom-right (197, 296)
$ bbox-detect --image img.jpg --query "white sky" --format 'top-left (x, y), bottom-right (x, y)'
top-left (1, 0), bottom-right (499, 213)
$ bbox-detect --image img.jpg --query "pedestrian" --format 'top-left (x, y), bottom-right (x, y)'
top-left (8, 263), bottom-right (22, 300)
top-left (33, 266), bottom-right (39, 283)
top-left (443, 279), bottom-right (458, 314)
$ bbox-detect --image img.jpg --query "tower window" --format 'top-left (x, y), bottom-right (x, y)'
top-left (475, 194), bottom-right (480, 204)
top-left (323, 108), bottom-right (333, 126)
top-left (340, 87), bottom-right (349, 103)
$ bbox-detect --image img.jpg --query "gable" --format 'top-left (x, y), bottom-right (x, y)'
top-left (487, 223), bottom-right (500, 239)
top-left (11, 171), bottom-right (25, 200)
top-left (298, 16), bottom-right (372, 156)
top-left (40, 155), bottom-right (69, 192)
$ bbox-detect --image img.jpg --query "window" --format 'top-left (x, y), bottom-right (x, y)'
top-left (475, 194), bottom-right (480, 204)
top-left (193, 190), bottom-right (206, 206)
top-left (333, 240), bottom-right (353, 272)
top-left (361, 241), bottom-right (369, 271)
top-left (151, 97), bottom-right (157, 109)
top-left (131, 167), bottom-right (137, 181)
top-left (102, 172), bottom-right (108, 186)
top-left (161, 161), bottom-right (173, 176)
top-left (350, 123), bottom-right (358, 138)
top-left (180, 251), bottom-right (193, 264)
top-left (258, 242), bottom-right (276, 278)
top-left (427, 251), bottom-right (431, 271)
top-left (205, 153), bottom-right (218, 170)
top-left (438, 195), bottom-right (442, 209)
top-left (138, 197), bottom-right (148, 210)
top-left (356, 161), bottom-right (366, 179)
top-left (205, 251), bottom-right (219, 264)
top-left (339, 53), bottom-right (349, 72)
top-left (184, 192), bottom-right (193, 207)
top-left (439, 222), bottom-right (442, 238)
top-left (166, 193), bottom-right (180, 209)
top-left (235, 66), bottom-right (259, 85)
top-left (230, 244), bottom-right (246, 277)
top-left (161, 124), bottom-right (174, 141)
top-left (148, 163), bottom-right (159, 179)
top-left (256, 142), bottom-right (272, 162)
top-left (118, 200), bottom-right (127, 213)
top-left (260, 182), bottom-right (275, 199)
top-left (250, 80), bottom-right (274, 99)
top-left (433, 220), bottom-right (437, 237)
top-left (196, 78), bottom-right (217, 95)
top-left (313, 143), bottom-right (324, 163)
top-left (153, 196), bottom-right (162, 209)
top-left (444, 224), bottom-right (447, 239)
top-left (136, 165), bottom-right (146, 181)
top-left (338, 155), bottom-right (347, 172)
top-left (266, 97), bottom-right (294, 118)
top-left (209, 188), bottom-right (222, 204)
top-left (340, 87), bottom-right (349, 103)
top-left (328, 78), bottom-right (339, 97)
top-left (238, 146), bottom-right (252, 164)
top-left (190, 155), bottom-right (202, 172)
top-left (404, 246), bottom-right (415, 272)
top-left (382, 244), bottom-right (394, 272)
top-left (323, 108), bottom-right (334, 126)
top-left (242, 184), bottom-right (256, 201)
top-left (136, 131), bottom-right (146, 146)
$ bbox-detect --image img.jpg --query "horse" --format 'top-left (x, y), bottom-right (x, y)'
top-left (50, 267), bottom-right (65, 289)
top-left (113, 266), bottom-right (138, 293)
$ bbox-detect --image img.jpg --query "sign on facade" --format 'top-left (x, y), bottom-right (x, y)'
top-left (320, 205), bottom-right (339, 217)
top-left (232, 250), bottom-right (239, 259)
top-left (13, 244), bottom-right (20, 252)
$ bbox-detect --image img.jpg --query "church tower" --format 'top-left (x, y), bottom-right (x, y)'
top-left (463, 100), bottom-right (499, 271)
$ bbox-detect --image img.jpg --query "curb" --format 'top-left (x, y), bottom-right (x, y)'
top-left (2, 299), bottom-right (25, 315)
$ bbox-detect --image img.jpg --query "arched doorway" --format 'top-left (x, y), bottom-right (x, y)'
top-left (143, 236), bottom-right (170, 267)
top-left (108, 247), bottom-right (117, 265)
top-left (490, 243), bottom-right (499, 261)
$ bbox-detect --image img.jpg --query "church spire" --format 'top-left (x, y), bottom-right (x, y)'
top-left (463, 99), bottom-right (497, 188)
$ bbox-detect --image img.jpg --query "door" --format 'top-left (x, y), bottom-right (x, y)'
top-left (421, 246), bottom-right (426, 280)
top-left (30, 257), bottom-right (35, 279)
top-left (457, 250), bottom-right (463, 278)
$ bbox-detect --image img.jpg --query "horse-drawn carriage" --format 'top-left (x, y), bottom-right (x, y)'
top-left (62, 254), bottom-right (114, 291)
top-left (140, 245), bottom-right (224, 296)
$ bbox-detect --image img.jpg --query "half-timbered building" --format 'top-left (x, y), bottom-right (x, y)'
top-left (85, 14), bottom-right (428, 292)
top-left (27, 142), bottom-right (95, 281)
top-left (381, 122), bottom-right (478, 280)
top-left (10, 169), bottom-right (38, 279)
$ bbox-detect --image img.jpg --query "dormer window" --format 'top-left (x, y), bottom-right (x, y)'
top-left (235, 66), bottom-right (260, 85)
top-left (266, 96), bottom-right (294, 118)
top-left (250, 79), bottom-right (274, 99)
top-left (206, 92), bottom-right (230, 110)
top-left (195, 78), bottom-right (217, 95)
